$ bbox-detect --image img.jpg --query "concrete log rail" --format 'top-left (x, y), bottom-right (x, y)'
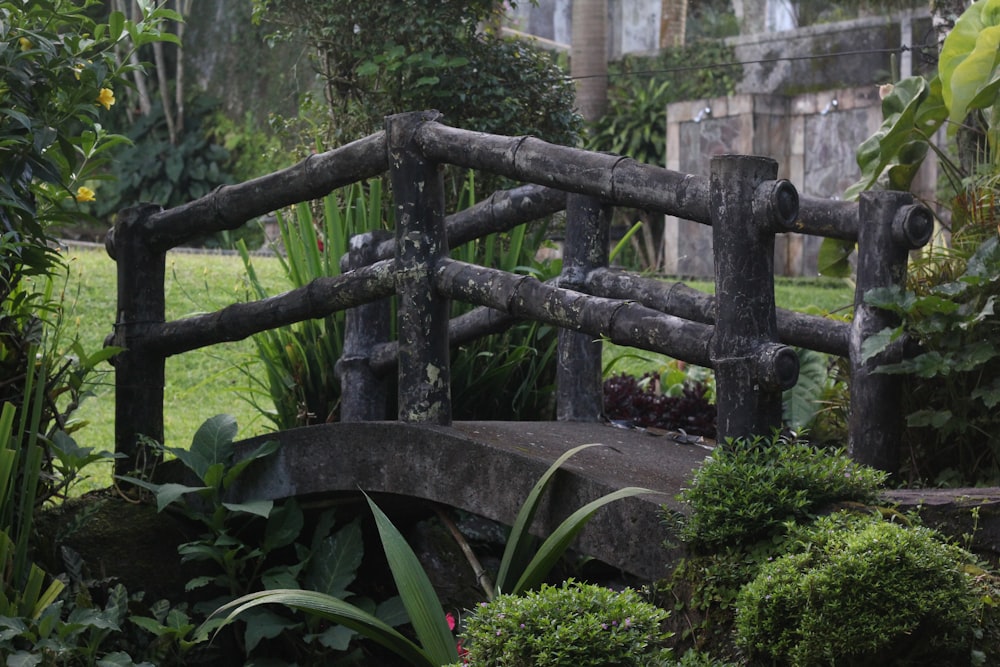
top-left (108, 110), bottom-right (935, 487)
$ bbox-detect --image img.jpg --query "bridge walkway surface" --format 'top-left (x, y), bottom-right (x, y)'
top-left (221, 421), bottom-right (711, 581)
top-left (209, 421), bottom-right (1000, 581)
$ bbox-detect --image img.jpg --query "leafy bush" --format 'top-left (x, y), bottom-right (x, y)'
top-left (94, 96), bottom-right (235, 227)
top-left (603, 373), bottom-right (716, 438)
top-left (863, 235), bottom-right (1000, 485)
top-left (460, 580), bottom-right (673, 667)
top-left (239, 181), bottom-right (384, 428)
top-left (205, 444), bottom-right (653, 666)
top-left (735, 518), bottom-right (980, 667)
top-left (253, 0), bottom-right (580, 147)
top-left (677, 433), bottom-right (887, 552)
top-left (122, 414), bottom-right (405, 662)
top-left (588, 41), bottom-right (738, 166)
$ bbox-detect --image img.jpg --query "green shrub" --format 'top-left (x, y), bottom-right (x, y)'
top-left (460, 580), bottom-right (673, 667)
top-left (94, 96), bottom-right (236, 237)
top-left (863, 235), bottom-right (1000, 485)
top-left (735, 518), bottom-right (980, 667)
top-left (678, 433), bottom-right (887, 552)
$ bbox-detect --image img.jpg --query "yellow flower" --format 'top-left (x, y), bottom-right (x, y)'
top-left (75, 186), bottom-right (96, 203)
top-left (18, 37), bottom-right (32, 52)
top-left (96, 88), bottom-right (115, 110)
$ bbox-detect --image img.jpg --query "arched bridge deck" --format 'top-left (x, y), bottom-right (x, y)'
top-left (208, 422), bottom-right (1000, 579)
top-left (221, 421), bottom-right (712, 581)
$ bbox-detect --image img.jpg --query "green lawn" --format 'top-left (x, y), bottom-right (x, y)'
top-left (60, 245), bottom-right (854, 490)
top-left (63, 245), bottom-right (288, 484)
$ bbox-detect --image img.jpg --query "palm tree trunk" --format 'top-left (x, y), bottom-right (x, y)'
top-left (660, 0), bottom-right (688, 48)
top-left (571, 0), bottom-right (608, 122)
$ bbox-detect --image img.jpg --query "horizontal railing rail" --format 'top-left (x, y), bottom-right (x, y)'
top-left (107, 110), bottom-right (933, 477)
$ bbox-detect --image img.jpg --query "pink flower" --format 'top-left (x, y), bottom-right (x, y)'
top-left (446, 612), bottom-right (457, 631)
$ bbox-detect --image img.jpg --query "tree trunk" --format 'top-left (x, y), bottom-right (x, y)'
top-left (571, 0), bottom-right (608, 122)
top-left (930, 0), bottom-right (970, 49)
top-left (660, 0), bottom-right (688, 48)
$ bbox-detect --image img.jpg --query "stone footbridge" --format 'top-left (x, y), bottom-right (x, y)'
top-left (206, 422), bottom-right (999, 580)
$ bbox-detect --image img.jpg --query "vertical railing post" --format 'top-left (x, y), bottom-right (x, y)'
top-left (386, 111), bottom-right (451, 424)
top-left (557, 194), bottom-right (612, 421)
top-left (337, 230), bottom-right (393, 422)
top-left (710, 155), bottom-right (800, 440)
top-left (849, 191), bottom-right (932, 473)
top-left (104, 204), bottom-right (166, 476)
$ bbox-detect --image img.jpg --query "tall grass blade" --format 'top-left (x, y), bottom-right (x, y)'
top-left (510, 486), bottom-right (659, 595)
top-left (203, 589), bottom-right (435, 667)
top-left (364, 493), bottom-right (457, 665)
top-left (495, 442), bottom-right (606, 595)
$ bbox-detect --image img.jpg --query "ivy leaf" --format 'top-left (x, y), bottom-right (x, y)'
top-left (860, 326), bottom-right (902, 365)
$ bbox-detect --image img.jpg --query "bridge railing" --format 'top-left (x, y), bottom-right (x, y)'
top-left (105, 110), bottom-right (932, 476)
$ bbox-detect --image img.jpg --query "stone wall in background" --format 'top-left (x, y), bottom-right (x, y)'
top-left (664, 86), bottom-right (939, 277)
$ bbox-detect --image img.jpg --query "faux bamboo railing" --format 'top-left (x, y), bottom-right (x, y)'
top-left (105, 110), bottom-right (932, 476)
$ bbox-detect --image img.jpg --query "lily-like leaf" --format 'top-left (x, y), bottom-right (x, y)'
top-left (365, 494), bottom-right (457, 665)
top-left (496, 442), bottom-right (607, 595)
top-left (510, 486), bottom-right (660, 595)
top-left (201, 589), bottom-right (435, 667)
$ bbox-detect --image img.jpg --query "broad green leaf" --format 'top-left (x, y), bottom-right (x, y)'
top-left (972, 379), bottom-right (1000, 407)
top-left (223, 439), bottom-right (280, 490)
top-left (940, 0), bottom-right (1000, 122)
top-left (365, 494), bottom-right (457, 664)
top-left (782, 349), bottom-right (828, 431)
top-left (222, 499), bottom-right (274, 518)
top-left (511, 486), bottom-right (660, 594)
top-left (186, 414), bottom-right (238, 480)
top-left (908, 350), bottom-right (950, 378)
top-left (375, 595), bottom-right (408, 627)
top-left (241, 606), bottom-right (300, 653)
top-left (201, 589), bottom-right (434, 667)
top-left (860, 326), bottom-right (902, 365)
top-left (954, 340), bottom-right (997, 369)
top-left (114, 477), bottom-right (209, 512)
top-left (843, 76), bottom-right (946, 200)
top-left (264, 498), bottom-right (304, 552)
top-left (907, 409), bottom-right (953, 428)
top-left (816, 238), bottom-right (854, 278)
top-left (497, 443), bottom-right (607, 594)
top-left (356, 61), bottom-right (380, 76)
top-left (305, 518), bottom-right (363, 598)
top-left (108, 11), bottom-right (126, 42)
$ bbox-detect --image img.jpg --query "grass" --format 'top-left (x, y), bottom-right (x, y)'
top-left (60, 245), bottom-right (288, 491)
top-left (57, 245), bottom-right (854, 492)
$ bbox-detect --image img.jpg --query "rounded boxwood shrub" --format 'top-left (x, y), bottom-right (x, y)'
top-left (678, 433), bottom-right (887, 552)
top-left (460, 580), bottom-right (673, 666)
top-left (734, 518), bottom-right (978, 666)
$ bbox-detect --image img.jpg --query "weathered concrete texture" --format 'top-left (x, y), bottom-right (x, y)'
top-left (182, 421), bottom-right (1000, 582)
top-left (224, 421), bottom-right (712, 582)
top-left (885, 488), bottom-right (1000, 563)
